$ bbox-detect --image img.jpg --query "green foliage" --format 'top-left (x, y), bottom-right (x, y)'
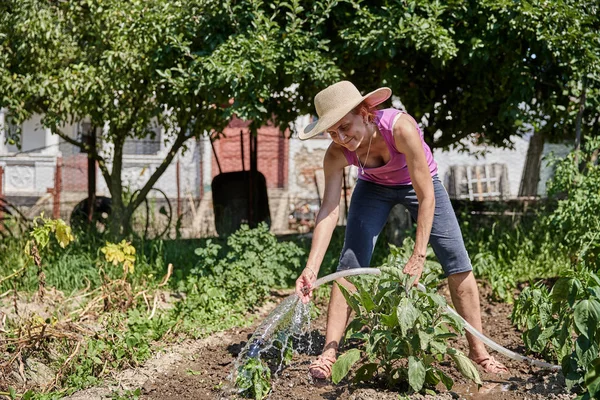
top-left (28, 216), bottom-right (75, 251)
top-left (62, 310), bottom-right (174, 391)
top-left (3, 0), bottom-right (599, 233)
top-left (110, 388), bottom-right (142, 400)
top-left (1, 225), bottom-right (306, 396)
top-left (331, 245), bottom-right (480, 393)
top-left (173, 223), bottom-right (304, 337)
top-left (467, 222), bottom-right (570, 303)
top-left (235, 358), bottom-right (272, 400)
top-left (512, 269), bottom-right (600, 396)
top-left (340, 0), bottom-right (600, 149)
top-left (543, 137), bottom-right (600, 266)
top-left (465, 142), bottom-right (600, 303)
top-left (0, 0), bottom-right (339, 235)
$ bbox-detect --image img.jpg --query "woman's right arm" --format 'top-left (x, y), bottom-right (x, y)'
top-left (296, 144), bottom-right (348, 303)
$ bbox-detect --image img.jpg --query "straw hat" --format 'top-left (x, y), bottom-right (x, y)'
top-left (300, 81), bottom-right (392, 140)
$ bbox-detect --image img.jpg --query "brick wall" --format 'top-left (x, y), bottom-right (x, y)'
top-left (62, 154), bottom-right (89, 192)
top-left (211, 117), bottom-right (289, 189)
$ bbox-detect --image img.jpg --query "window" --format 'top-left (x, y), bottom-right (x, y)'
top-left (446, 163), bottom-right (510, 200)
top-left (123, 125), bottom-right (161, 155)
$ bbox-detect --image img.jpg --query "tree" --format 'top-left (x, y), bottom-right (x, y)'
top-left (0, 0), bottom-right (340, 235)
top-left (326, 0), bottom-right (600, 150)
top-left (2, 0), bottom-right (598, 237)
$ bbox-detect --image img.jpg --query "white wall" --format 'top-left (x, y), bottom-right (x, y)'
top-left (0, 111), bottom-right (57, 195)
top-left (433, 135), bottom-right (531, 198)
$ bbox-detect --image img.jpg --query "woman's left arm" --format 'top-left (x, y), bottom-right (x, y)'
top-left (393, 114), bottom-right (435, 285)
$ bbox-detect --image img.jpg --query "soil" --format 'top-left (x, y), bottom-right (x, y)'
top-left (65, 281), bottom-right (576, 400)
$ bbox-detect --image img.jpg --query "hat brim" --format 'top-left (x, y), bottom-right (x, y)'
top-left (300, 87), bottom-right (392, 140)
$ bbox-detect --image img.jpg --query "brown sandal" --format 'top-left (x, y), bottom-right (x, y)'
top-left (309, 354), bottom-right (337, 380)
top-left (471, 355), bottom-right (509, 374)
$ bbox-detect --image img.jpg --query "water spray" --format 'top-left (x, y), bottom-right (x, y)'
top-left (312, 267), bottom-right (561, 371)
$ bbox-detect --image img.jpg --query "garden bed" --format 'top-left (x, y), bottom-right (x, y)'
top-left (64, 281), bottom-right (574, 400)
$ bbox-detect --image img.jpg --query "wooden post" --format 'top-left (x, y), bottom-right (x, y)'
top-left (0, 166), bottom-right (4, 230)
top-left (87, 128), bottom-right (97, 223)
top-left (53, 157), bottom-right (62, 219)
top-left (176, 159), bottom-right (182, 218)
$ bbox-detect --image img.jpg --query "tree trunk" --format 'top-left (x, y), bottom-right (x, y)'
top-left (108, 134), bottom-right (127, 238)
top-left (518, 131), bottom-right (545, 198)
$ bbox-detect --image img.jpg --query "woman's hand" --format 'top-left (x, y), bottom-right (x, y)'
top-left (403, 254), bottom-right (426, 286)
top-left (295, 266), bottom-right (318, 304)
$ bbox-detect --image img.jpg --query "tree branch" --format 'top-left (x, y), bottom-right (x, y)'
top-left (128, 130), bottom-right (189, 214)
top-left (52, 128), bottom-right (84, 149)
top-left (52, 127), bottom-right (112, 189)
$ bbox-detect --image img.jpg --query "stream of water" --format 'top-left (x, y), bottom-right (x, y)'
top-left (221, 294), bottom-right (311, 397)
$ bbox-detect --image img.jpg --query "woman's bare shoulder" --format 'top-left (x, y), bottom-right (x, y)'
top-left (324, 142), bottom-right (349, 170)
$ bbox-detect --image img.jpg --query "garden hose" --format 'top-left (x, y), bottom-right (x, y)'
top-left (311, 267), bottom-right (561, 371)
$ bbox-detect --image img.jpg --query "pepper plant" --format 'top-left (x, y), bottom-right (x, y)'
top-left (332, 246), bottom-right (481, 393)
top-left (512, 268), bottom-right (600, 399)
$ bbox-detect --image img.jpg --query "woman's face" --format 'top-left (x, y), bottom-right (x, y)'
top-left (326, 112), bottom-right (370, 151)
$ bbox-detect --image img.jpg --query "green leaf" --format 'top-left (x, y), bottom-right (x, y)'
top-left (379, 266), bottom-right (405, 281)
top-left (448, 349), bottom-right (482, 385)
top-left (331, 348), bottom-right (361, 384)
top-left (418, 330), bottom-right (433, 351)
top-left (584, 358), bottom-right (600, 397)
top-left (397, 298), bottom-right (420, 336)
top-left (353, 363), bottom-right (378, 383)
top-left (438, 369), bottom-right (454, 390)
top-left (408, 356), bottom-right (426, 392)
top-left (381, 310), bottom-right (399, 328)
top-left (336, 283), bottom-right (361, 315)
top-left (551, 278), bottom-right (580, 305)
top-left (430, 340), bottom-right (447, 354)
top-left (426, 292), bottom-right (447, 308)
top-left (355, 279), bottom-right (377, 312)
top-left (576, 336), bottom-right (598, 371)
top-left (574, 299), bottom-right (600, 339)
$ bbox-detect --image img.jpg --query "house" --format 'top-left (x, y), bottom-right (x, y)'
top-left (0, 108), bottom-right (202, 235)
top-left (0, 107), bottom-right (569, 237)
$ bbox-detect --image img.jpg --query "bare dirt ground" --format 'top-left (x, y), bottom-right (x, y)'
top-left (66, 281), bottom-right (575, 400)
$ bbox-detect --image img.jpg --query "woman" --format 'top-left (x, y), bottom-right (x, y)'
top-left (294, 81), bottom-right (508, 380)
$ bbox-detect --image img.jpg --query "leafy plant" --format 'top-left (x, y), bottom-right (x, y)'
top-left (28, 215), bottom-right (75, 251)
top-left (332, 246), bottom-right (481, 393)
top-left (100, 240), bottom-right (137, 275)
top-left (512, 269), bottom-right (600, 398)
top-left (235, 358), bottom-right (272, 400)
top-left (543, 137), bottom-right (600, 268)
top-left (173, 223), bottom-right (304, 337)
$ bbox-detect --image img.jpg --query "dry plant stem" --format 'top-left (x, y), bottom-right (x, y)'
top-left (30, 242), bottom-right (45, 303)
top-left (149, 294), bottom-right (158, 319)
top-left (142, 292), bottom-right (150, 312)
top-left (12, 282), bottom-right (18, 316)
top-left (0, 311), bottom-right (6, 333)
top-left (46, 340), bottom-right (82, 393)
top-left (18, 354), bottom-right (25, 382)
top-left (159, 263), bottom-right (174, 287)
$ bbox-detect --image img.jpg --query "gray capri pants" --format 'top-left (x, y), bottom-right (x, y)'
top-left (338, 175), bottom-right (472, 276)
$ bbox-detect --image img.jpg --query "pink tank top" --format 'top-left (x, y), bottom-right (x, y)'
top-left (342, 108), bottom-right (438, 186)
